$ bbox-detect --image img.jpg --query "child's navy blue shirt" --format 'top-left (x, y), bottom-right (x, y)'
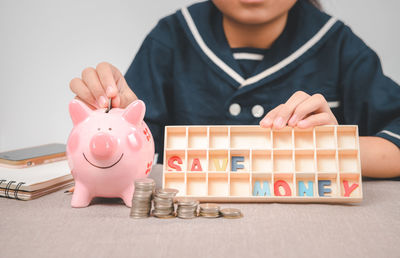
top-left (125, 0), bottom-right (400, 162)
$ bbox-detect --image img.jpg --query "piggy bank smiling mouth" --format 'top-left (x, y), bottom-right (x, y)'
top-left (82, 153), bottom-right (124, 169)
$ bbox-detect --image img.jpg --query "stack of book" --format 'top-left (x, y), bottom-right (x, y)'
top-left (0, 160), bottom-right (73, 200)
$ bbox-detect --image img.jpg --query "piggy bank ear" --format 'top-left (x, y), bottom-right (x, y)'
top-left (69, 99), bottom-right (92, 126)
top-left (122, 100), bottom-right (145, 125)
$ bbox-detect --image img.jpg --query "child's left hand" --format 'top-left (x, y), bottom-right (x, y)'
top-left (259, 91), bottom-right (338, 129)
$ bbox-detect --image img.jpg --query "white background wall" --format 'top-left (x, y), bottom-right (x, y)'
top-left (0, 0), bottom-right (399, 152)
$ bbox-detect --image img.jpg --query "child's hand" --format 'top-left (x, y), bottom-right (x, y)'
top-left (260, 91), bottom-right (338, 129)
top-left (69, 62), bottom-right (137, 109)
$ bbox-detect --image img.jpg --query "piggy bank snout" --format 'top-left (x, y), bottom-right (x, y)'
top-left (90, 132), bottom-right (117, 160)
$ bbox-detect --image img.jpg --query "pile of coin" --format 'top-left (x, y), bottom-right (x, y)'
top-left (152, 188), bottom-right (179, 218)
top-left (130, 178), bottom-right (155, 219)
top-left (220, 208), bottom-right (242, 219)
top-left (199, 203), bottom-right (220, 218)
top-left (176, 199), bottom-right (199, 219)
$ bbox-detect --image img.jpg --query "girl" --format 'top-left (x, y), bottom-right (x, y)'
top-left (69, 0), bottom-right (400, 178)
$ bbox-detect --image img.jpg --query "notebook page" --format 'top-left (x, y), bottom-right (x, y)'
top-left (0, 160), bottom-right (72, 191)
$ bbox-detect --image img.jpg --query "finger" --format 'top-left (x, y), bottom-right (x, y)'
top-left (115, 76), bottom-right (138, 108)
top-left (112, 95), bottom-right (120, 108)
top-left (74, 96), bottom-right (97, 110)
top-left (81, 67), bottom-right (107, 108)
top-left (297, 112), bottom-right (337, 129)
top-left (96, 62), bottom-right (118, 98)
top-left (275, 91), bottom-right (310, 128)
top-left (70, 78), bottom-right (98, 108)
top-left (260, 104), bottom-right (284, 128)
top-left (292, 94), bottom-right (331, 122)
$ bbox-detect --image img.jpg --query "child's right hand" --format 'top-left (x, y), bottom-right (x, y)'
top-left (69, 62), bottom-right (137, 109)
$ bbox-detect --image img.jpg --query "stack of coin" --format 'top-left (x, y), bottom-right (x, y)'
top-left (176, 199), bottom-right (199, 219)
top-left (130, 178), bottom-right (155, 219)
top-left (220, 208), bottom-right (243, 219)
top-left (199, 203), bottom-right (220, 218)
top-left (152, 188), bottom-right (179, 218)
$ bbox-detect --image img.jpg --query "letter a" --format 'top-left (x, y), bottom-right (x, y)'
top-left (191, 158), bottom-right (203, 171)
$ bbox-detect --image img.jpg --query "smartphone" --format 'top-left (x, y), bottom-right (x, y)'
top-left (0, 143), bottom-right (66, 168)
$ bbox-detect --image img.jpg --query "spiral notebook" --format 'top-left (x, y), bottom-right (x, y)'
top-left (0, 160), bottom-right (73, 200)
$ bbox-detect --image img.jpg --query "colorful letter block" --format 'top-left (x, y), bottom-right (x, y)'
top-left (253, 181), bottom-right (271, 196)
top-left (274, 180), bottom-right (292, 196)
top-left (191, 158), bottom-right (203, 171)
top-left (168, 156), bottom-right (182, 171)
top-left (298, 181), bottom-right (314, 197)
top-left (318, 180), bottom-right (331, 197)
top-left (231, 156), bottom-right (244, 171)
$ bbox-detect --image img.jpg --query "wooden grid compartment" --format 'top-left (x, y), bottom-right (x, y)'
top-left (337, 127), bottom-right (357, 149)
top-left (252, 173), bottom-right (272, 197)
top-left (294, 129), bottom-right (314, 149)
top-left (317, 174), bottom-right (339, 197)
top-left (316, 150), bottom-right (337, 173)
top-left (340, 173), bottom-right (362, 198)
top-left (252, 150), bottom-right (272, 173)
top-left (187, 150), bottom-right (207, 172)
top-left (315, 126), bottom-right (335, 149)
top-left (296, 174), bottom-right (317, 197)
top-left (230, 127), bottom-right (271, 149)
top-left (164, 172), bottom-right (185, 195)
top-left (188, 127), bottom-right (208, 149)
top-left (209, 127), bottom-right (229, 149)
top-left (208, 150), bottom-right (229, 172)
top-left (165, 127), bottom-right (187, 149)
top-left (273, 150), bottom-right (293, 173)
top-left (163, 125), bottom-right (362, 203)
top-left (274, 173), bottom-right (294, 197)
top-left (230, 173), bottom-right (251, 196)
top-left (273, 127), bottom-right (293, 149)
top-left (186, 172), bottom-right (207, 196)
top-left (208, 173), bottom-right (229, 197)
top-left (295, 150), bottom-right (315, 173)
top-left (338, 150), bottom-right (360, 173)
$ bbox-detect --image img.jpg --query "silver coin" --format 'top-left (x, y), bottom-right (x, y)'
top-left (177, 210), bottom-right (197, 214)
top-left (177, 199), bottom-right (199, 206)
top-left (156, 188), bottom-right (179, 198)
top-left (132, 195), bottom-right (152, 200)
top-left (220, 208), bottom-right (242, 217)
top-left (177, 215), bottom-right (196, 219)
top-left (153, 197), bottom-right (173, 202)
top-left (153, 214), bottom-right (176, 219)
top-left (200, 214), bottom-right (220, 218)
top-left (154, 205), bottom-right (173, 210)
top-left (130, 215), bottom-right (149, 219)
top-left (178, 210), bottom-right (197, 213)
top-left (135, 178), bottom-right (155, 184)
top-left (153, 211), bottom-right (174, 217)
top-left (199, 203), bottom-right (220, 211)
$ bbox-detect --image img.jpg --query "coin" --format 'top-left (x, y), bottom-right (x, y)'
top-left (199, 203), bottom-right (220, 211)
top-left (220, 208), bottom-right (242, 219)
top-left (155, 188), bottom-right (179, 198)
top-left (152, 188), bottom-right (178, 219)
top-left (176, 199), bottom-right (198, 219)
top-left (198, 203), bottom-right (220, 218)
top-left (130, 178), bottom-right (155, 219)
top-left (105, 98), bottom-right (112, 113)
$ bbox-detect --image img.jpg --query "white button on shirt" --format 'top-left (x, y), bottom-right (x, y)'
top-left (251, 105), bottom-right (264, 118)
top-left (229, 103), bottom-right (241, 116)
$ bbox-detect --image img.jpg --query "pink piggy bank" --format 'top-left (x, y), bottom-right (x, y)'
top-left (66, 99), bottom-right (154, 208)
